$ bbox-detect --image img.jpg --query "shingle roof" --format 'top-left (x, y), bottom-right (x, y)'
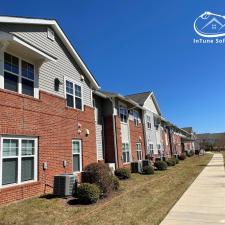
top-left (98, 90), bottom-right (144, 109)
top-left (125, 91), bottom-right (152, 106)
top-left (182, 127), bottom-right (193, 133)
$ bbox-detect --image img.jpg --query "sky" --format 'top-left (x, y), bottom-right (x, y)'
top-left (1, 0), bottom-right (225, 133)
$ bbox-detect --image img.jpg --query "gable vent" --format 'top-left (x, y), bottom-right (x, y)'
top-left (47, 28), bottom-right (55, 41)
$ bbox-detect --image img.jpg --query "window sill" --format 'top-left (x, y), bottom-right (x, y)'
top-left (0, 88), bottom-right (40, 102)
top-left (65, 106), bottom-right (84, 112)
top-left (0, 180), bottom-right (40, 192)
top-left (123, 162), bottom-right (131, 165)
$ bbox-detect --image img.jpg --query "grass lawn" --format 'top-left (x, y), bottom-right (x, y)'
top-left (0, 154), bottom-right (212, 225)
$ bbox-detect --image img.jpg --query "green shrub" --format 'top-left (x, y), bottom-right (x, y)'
top-left (112, 176), bottom-right (120, 190)
top-left (175, 157), bottom-right (179, 164)
top-left (142, 165), bottom-right (154, 175)
top-left (179, 153), bottom-right (186, 160)
top-left (115, 168), bottom-right (131, 179)
top-left (154, 161), bottom-right (168, 170)
top-left (187, 150), bottom-right (195, 157)
top-left (166, 158), bottom-right (176, 166)
top-left (77, 183), bottom-right (100, 204)
top-left (82, 163), bottom-right (113, 196)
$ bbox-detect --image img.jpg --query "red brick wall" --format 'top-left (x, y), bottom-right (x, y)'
top-left (103, 116), bottom-right (116, 163)
top-left (115, 116), bottom-right (123, 168)
top-left (184, 142), bottom-right (191, 151)
top-left (173, 133), bottom-right (182, 155)
top-left (114, 116), bottom-right (145, 168)
top-left (161, 128), bottom-right (172, 158)
top-left (129, 120), bottom-right (145, 161)
top-left (0, 89), bottom-right (97, 205)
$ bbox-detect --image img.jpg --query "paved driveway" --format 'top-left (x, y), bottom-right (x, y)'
top-left (160, 153), bottom-right (225, 225)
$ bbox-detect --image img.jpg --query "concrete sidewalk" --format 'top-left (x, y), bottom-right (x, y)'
top-left (160, 153), bottom-right (225, 225)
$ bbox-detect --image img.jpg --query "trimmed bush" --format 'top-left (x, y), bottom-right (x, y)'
top-left (112, 176), bottom-right (120, 190)
top-left (175, 157), bottom-right (179, 164)
top-left (187, 150), bottom-right (195, 157)
top-left (82, 163), bottom-right (113, 196)
top-left (154, 161), bottom-right (168, 170)
top-left (142, 165), bottom-right (154, 175)
top-left (77, 183), bottom-right (100, 204)
top-left (115, 168), bottom-right (131, 179)
top-left (166, 159), bottom-right (176, 166)
top-left (179, 153), bottom-right (186, 160)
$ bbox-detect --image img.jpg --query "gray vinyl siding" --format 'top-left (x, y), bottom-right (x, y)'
top-left (96, 124), bottom-right (103, 160)
top-left (93, 95), bottom-right (104, 160)
top-left (0, 23), bottom-right (92, 106)
top-left (144, 110), bottom-right (158, 154)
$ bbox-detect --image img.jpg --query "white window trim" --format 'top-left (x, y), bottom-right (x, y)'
top-left (122, 142), bottom-right (131, 164)
top-left (136, 142), bottom-right (142, 161)
top-left (133, 110), bottom-right (139, 126)
top-left (0, 136), bottom-right (38, 188)
top-left (119, 104), bottom-right (128, 124)
top-left (2, 51), bottom-right (39, 98)
top-left (147, 142), bottom-right (154, 155)
top-left (72, 139), bottom-right (82, 173)
top-left (146, 115), bottom-right (152, 130)
top-left (64, 76), bottom-right (84, 111)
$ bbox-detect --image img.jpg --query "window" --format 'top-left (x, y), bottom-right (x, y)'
top-left (146, 115), bottom-right (151, 129)
top-left (119, 106), bottom-right (128, 123)
top-left (122, 143), bottom-right (130, 163)
top-left (133, 111), bottom-right (139, 126)
top-left (4, 53), bottom-right (19, 74)
top-left (72, 140), bottom-right (82, 172)
top-left (147, 143), bottom-right (154, 155)
top-left (157, 144), bottom-right (161, 150)
top-left (4, 53), bottom-right (35, 97)
top-left (136, 143), bottom-right (142, 161)
top-left (66, 80), bottom-right (83, 110)
top-left (0, 137), bottom-right (37, 187)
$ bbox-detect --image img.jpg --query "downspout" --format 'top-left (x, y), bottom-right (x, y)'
top-left (142, 110), bottom-right (148, 158)
top-left (108, 97), bottom-right (119, 169)
top-left (168, 127), bottom-right (173, 157)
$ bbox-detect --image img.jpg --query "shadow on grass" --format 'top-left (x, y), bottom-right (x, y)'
top-left (197, 164), bottom-right (223, 167)
top-left (39, 194), bottom-right (67, 200)
top-left (67, 198), bottom-right (81, 205)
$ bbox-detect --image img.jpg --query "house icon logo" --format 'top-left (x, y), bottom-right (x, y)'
top-left (194, 12), bottom-right (225, 37)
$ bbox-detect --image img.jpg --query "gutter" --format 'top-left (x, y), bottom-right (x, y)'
top-left (108, 97), bottom-right (119, 169)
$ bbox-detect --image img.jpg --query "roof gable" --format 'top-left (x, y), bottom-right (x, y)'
top-left (0, 16), bottom-right (100, 89)
top-left (126, 91), bottom-right (161, 115)
top-left (143, 94), bottom-right (161, 115)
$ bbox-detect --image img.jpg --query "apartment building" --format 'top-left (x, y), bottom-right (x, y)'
top-left (0, 16), bottom-right (100, 204)
top-left (93, 91), bottom-right (146, 169)
top-left (0, 16), bottom-right (196, 205)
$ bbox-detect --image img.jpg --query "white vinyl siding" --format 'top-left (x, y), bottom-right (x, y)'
top-left (165, 133), bottom-right (168, 146)
top-left (0, 23), bottom-right (93, 106)
top-left (0, 136), bottom-right (38, 188)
